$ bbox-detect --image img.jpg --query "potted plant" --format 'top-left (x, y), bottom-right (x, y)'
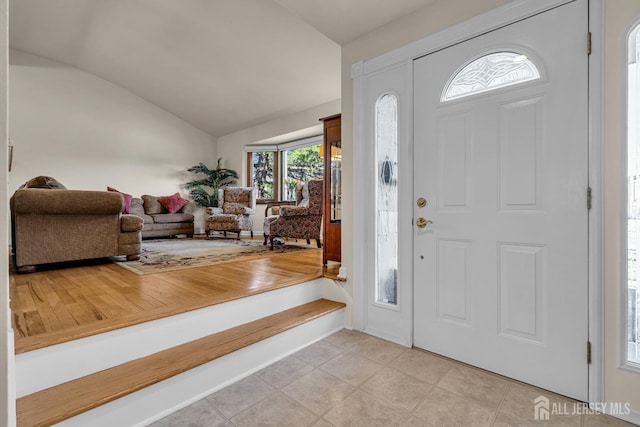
top-left (185, 158), bottom-right (239, 207)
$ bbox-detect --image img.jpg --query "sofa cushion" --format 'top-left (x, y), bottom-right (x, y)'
top-left (181, 202), bottom-right (195, 215)
top-left (107, 186), bottom-right (132, 213)
top-left (139, 213), bottom-right (154, 224)
top-left (19, 176), bottom-right (67, 190)
top-left (129, 198), bottom-right (145, 215)
top-left (158, 193), bottom-right (189, 214)
top-left (150, 213), bottom-right (194, 224)
top-left (141, 195), bottom-right (167, 215)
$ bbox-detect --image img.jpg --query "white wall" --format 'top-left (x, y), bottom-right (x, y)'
top-left (604, 0), bottom-right (640, 412)
top-left (217, 99), bottom-right (340, 233)
top-left (9, 49), bottom-right (217, 232)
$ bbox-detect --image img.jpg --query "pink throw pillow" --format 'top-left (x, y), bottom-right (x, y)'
top-left (107, 186), bottom-right (132, 214)
top-left (158, 192), bottom-right (189, 214)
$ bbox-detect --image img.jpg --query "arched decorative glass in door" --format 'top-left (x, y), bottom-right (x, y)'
top-left (442, 51), bottom-right (541, 102)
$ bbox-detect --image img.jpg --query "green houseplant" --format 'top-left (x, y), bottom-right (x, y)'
top-left (185, 158), bottom-right (239, 208)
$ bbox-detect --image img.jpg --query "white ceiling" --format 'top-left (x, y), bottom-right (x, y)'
top-left (273, 0), bottom-right (437, 46)
top-left (9, 0), bottom-right (436, 138)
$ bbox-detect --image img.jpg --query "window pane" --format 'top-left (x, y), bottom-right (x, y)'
top-left (329, 142), bottom-right (342, 222)
top-left (628, 26), bottom-right (640, 365)
top-left (375, 94), bottom-right (398, 306)
top-left (442, 51), bottom-right (541, 102)
top-left (282, 144), bottom-right (323, 201)
top-left (251, 151), bottom-right (275, 200)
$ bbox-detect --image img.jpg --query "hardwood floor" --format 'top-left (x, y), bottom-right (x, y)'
top-left (10, 240), bottom-right (325, 354)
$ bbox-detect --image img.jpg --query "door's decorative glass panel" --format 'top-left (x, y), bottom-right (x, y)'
top-left (375, 94), bottom-right (398, 306)
top-left (627, 24), bottom-right (640, 365)
top-left (442, 51), bottom-right (541, 102)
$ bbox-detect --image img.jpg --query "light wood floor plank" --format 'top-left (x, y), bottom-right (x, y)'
top-left (11, 243), bottom-right (326, 353)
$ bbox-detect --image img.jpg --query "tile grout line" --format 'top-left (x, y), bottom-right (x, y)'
top-left (207, 374), bottom-right (277, 425)
top-left (489, 380), bottom-right (513, 427)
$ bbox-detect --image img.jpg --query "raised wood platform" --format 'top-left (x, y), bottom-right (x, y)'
top-left (10, 238), bottom-right (349, 425)
top-left (16, 299), bottom-right (345, 427)
top-left (10, 243), bottom-right (324, 353)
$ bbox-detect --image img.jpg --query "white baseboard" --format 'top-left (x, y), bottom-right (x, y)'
top-left (603, 406), bottom-right (640, 426)
top-left (364, 325), bottom-right (412, 348)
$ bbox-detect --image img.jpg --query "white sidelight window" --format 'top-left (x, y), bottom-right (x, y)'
top-left (375, 93), bottom-right (399, 306)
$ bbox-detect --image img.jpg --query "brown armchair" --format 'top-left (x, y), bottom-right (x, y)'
top-left (263, 178), bottom-right (323, 250)
top-left (10, 185), bottom-right (142, 273)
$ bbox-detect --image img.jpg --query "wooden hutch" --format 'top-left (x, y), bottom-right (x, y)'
top-left (320, 114), bottom-right (341, 264)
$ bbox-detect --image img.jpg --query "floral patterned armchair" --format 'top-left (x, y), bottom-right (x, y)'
top-left (264, 178), bottom-right (323, 249)
top-left (205, 187), bottom-right (255, 239)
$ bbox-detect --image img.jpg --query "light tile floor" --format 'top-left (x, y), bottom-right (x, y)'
top-left (150, 329), bottom-right (637, 427)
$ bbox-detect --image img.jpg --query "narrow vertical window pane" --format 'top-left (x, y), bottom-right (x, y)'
top-left (627, 25), bottom-right (640, 365)
top-left (375, 94), bottom-right (398, 305)
top-left (251, 151), bottom-right (275, 200)
top-left (283, 144), bottom-right (323, 201)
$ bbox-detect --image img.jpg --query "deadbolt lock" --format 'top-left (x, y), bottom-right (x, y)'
top-left (416, 218), bottom-right (433, 228)
top-left (417, 197), bottom-right (427, 208)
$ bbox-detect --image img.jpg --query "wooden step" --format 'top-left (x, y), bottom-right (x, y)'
top-left (16, 298), bottom-right (346, 427)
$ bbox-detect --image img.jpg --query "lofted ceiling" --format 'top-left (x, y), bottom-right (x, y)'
top-left (9, 0), bottom-right (436, 138)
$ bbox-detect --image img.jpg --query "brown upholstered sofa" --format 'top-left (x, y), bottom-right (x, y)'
top-left (10, 177), bottom-right (143, 273)
top-left (130, 195), bottom-right (195, 239)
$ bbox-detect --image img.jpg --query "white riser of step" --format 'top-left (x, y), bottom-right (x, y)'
top-left (56, 308), bottom-right (345, 427)
top-left (17, 278), bottom-right (327, 397)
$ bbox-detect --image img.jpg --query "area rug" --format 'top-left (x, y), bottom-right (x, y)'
top-left (114, 237), bottom-right (314, 275)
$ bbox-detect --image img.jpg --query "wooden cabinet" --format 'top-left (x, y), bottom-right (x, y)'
top-left (320, 114), bottom-right (341, 264)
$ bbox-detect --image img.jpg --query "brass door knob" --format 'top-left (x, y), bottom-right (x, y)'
top-left (416, 218), bottom-right (433, 228)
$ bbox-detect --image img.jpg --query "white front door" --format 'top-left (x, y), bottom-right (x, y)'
top-left (413, 0), bottom-right (589, 400)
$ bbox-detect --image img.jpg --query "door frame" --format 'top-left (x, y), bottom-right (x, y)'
top-left (352, 0), bottom-right (604, 403)
top-left (1, 0), bottom-right (16, 425)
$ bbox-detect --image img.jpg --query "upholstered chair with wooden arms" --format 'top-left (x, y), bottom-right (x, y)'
top-left (205, 187), bottom-right (255, 239)
top-left (264, 178), bottom-right (323, 250)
